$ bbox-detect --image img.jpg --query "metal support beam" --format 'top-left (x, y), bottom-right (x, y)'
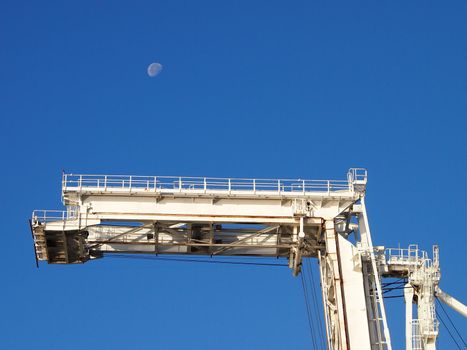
top-left (404, 283), bottom-right (414, 350)
top-left (320, 220), bottom-right (349, 350)
top-left (357, 199), bottom-right (392, 350)
top-left (436, 287), bottom-right (467, 318)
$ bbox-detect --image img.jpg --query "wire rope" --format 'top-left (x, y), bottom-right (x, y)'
top-left (301, 271), bottom-right (318, 349)
top-left (306, 258), bottom-right (326, 349)
top-left (436, 298), bottom-right (466, 347)
top-left (436, 310), bottom-right (462, 350)
top-left (105, 253), bottom-right (288, 267)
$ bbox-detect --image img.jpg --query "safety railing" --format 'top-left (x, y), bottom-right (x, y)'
top-left (62, 169), bottom-right (366, 196)
top-left (32, 209), bottom-right (78, 224)
top-left (385, 245), bottom-right (428, 265)
top-left (420, 305), bottom-right (439, 335)
top-left (412, 317), bottom-right (440, 348)
top-left (413, 317), bottom-right (439, 340)
top-left (347, 168), bottom-right (368, 183)
top-left (411, 320), bottom-right (423, 350)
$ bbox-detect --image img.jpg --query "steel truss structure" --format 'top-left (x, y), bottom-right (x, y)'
top-left (30, 169), bottom-right (465, 350)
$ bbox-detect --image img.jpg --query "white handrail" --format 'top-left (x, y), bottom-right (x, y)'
top-left (60, 169), bottom-right (367, 195)
top-left (32, 209), bottom-right (78, 224)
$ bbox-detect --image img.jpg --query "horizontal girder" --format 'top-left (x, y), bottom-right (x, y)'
top-left (31, 221), bottom-right (323, 264)
top-left (31, 169), bottom-right (367, 270)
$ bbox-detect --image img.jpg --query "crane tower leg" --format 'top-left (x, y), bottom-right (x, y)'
top-left (404, 283), bottom-right (414, 350)
top-left (320, 220), bottom-right (348, 349)
top-left (319, 220), bottom-right (373, 349)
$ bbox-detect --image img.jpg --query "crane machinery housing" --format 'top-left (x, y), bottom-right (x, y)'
top-left (29, 168), bottom-right (466, 350)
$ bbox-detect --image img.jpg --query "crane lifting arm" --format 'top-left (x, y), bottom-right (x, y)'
top-left (31, 168), bottom-right (467, 350)
top-left (31, 169), bottom-right (392, 350)
top-left (436, 287), bottom-right (467, 318)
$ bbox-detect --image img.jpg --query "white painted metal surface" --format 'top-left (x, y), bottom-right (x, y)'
top-left (380, 245), bottom-right (454, 350)
top-left (29, 168), bottom-right (466, 350)
top-left (404, 283), bottom-right (415, 350)
top-left (436, 288), bottom-right (467, 318)
top-left (337, 234), bottom-right (372, 349)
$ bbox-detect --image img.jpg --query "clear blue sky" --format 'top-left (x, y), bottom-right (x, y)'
top-left (1, 1), bottom-right (466, 349)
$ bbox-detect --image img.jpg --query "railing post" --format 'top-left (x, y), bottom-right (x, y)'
top-left (228, 178), bottom-right (231, 194)
top-left (253, 179), bottom-right (256, 194)
top-left (129, 176), bottom-right (132, 192)
top-left (79, 175), bottom-right (82, 191)
top-left (302, 180), bottom-right (305, 195)
top-left (154, 176), bottom-right (157, 192)
top-left (349, 168), bottom-right (354, 183)
top-left (327, 180), bottom-right (330, 195)
top-left (179, 177), bottom-right (182, 192)
top-left (104, 175), bottom-right (107, 191)
top-left (204, 178), bottom-right (207, 193)
top-left (278, 180), bottom-right (280, 194)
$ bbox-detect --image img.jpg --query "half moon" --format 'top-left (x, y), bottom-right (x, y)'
top-left (147, 62), bottom-right (163, 77)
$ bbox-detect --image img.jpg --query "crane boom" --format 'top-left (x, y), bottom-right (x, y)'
top-left (29, 168), bottom-right (465, 350)
top-left (436, 287), bottom-right (467, 318)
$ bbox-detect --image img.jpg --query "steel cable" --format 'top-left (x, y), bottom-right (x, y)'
top-left (436, 310), bottom-right (462, 349)
top-left (306, 259), bottom-right (326, 349)
top-left (105, 253), bottom-right (288, 267)
top-left (301, 271), bottom-right (318, 349)
top-left (436, 298), bottom-right (466, 347)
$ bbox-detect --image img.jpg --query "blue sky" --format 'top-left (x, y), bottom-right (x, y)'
top-left (1, 1), bottom-right (466, 349)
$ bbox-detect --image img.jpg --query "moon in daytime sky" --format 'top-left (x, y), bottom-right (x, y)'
top-left (147, 62), bottom-right (163, 77)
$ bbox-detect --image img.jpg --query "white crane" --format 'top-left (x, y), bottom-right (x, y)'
top-left (30, 169), bottom-right (465, 349)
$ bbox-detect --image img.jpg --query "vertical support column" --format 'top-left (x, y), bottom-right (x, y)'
top-left (289, 226), bottom-right (297, 270)
top-left (320, 219), bottom-right (374, 350)
top-left (404, 283), bottom-right (414, 350)
top-left (319, 220), bottom-right (349, 350)
top-left (154, 222), bottom-right (159, 255)
top-left (209, 223), bottom-right (214, 255)
top-left (299, 216), bottom-right (305, 239)
top-left (290, 224), bottom-right (303, 276)
top-left (417, 282), bottom-right (438, 350)
top-left (318, 250), bottom-right (332, 349)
